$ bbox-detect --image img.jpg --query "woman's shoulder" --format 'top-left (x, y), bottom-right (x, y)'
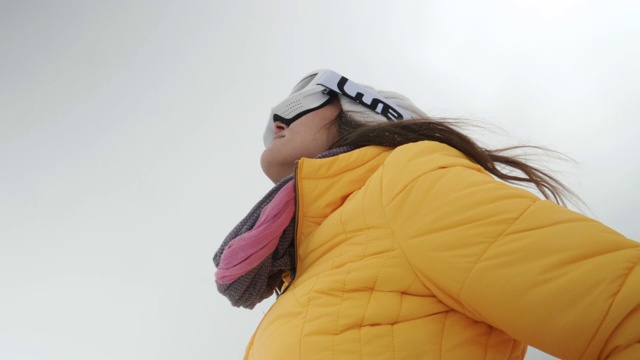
top-left (383, 140), bottom-right (486, 177)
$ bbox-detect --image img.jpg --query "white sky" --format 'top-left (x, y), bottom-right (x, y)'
top-left (1, 1), bottom-right (638, 359)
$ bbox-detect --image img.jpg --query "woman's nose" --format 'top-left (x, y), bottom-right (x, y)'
top-left (273, 121), bottom-right (288, 133)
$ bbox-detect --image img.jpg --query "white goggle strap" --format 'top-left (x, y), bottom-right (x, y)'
top-left (314, 71), bottom-right (411, 121)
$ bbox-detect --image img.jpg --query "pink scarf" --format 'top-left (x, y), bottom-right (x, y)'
top-left (215, 181), bottom-right (295, 284)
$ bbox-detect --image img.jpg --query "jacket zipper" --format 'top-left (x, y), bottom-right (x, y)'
top-left (277, 161), bottom-right (300, 296)
top-left (246, 162), bottom-right (300, 358)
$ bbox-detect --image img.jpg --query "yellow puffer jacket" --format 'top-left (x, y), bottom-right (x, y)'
top-left (244, 141), bottom-right (640, 360)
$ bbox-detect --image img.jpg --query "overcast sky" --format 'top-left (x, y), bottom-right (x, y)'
top-left (1, 1), bottom-right (638, 359)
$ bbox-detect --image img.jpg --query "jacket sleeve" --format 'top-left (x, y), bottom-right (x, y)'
top-left (380, 143), bottom-right (640, 360)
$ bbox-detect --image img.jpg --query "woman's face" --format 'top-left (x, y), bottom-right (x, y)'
top-left (260, 100), bottom-right (341, 183)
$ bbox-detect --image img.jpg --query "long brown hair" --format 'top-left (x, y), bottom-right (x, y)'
top-left (329, 111), bottom-right (581, 207)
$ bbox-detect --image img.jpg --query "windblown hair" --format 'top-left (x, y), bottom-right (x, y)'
top-left (330, 111), bottom-right (581, 207)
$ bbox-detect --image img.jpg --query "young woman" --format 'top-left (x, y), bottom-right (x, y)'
top-left (214, 69), bottom-right (639, 359)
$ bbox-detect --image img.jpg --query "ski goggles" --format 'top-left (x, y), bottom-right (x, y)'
top-left (263, 69), bottom-right (411, 146)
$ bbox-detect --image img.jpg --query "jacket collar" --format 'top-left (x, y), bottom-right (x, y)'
top-left (294, 146), bottom-right (391, 230)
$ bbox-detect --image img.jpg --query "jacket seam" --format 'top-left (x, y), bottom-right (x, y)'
top-left (332, 271), bottom-right (349, 360)
top-left (298, 274), bottom-right (320, 359)
top-left (379, 165), bottom-right (445, 298)
top-left (439, 311), bottom-right (448, 360)
top-left (506, 338), bottom-right (516, 359)
top-left (483, 326), bottom-right (493, 360)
